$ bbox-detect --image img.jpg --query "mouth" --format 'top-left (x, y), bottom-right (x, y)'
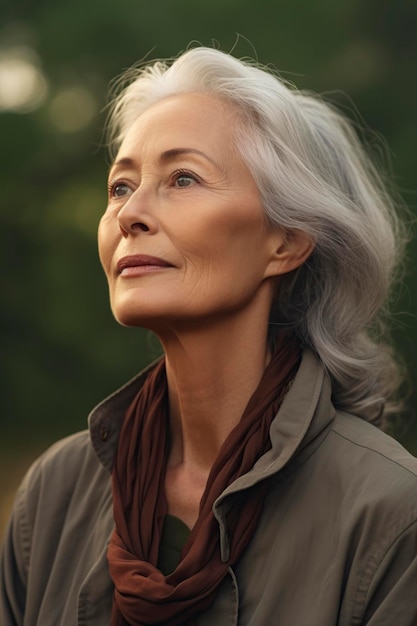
top-left (116, 254), bottom-right (174, 276)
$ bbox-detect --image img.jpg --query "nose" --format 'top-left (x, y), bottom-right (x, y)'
top-left (117, 188), bottom-right (158, 237)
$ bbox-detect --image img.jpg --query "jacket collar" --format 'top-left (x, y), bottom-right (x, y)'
top-left (89, 349), bottom-right (335, 562)
top-left (88, 349), bottom-right (335, 480)
top-left (88, 358), bottom-right (161, 473)
top-left (211, 349), bottom-right (335, 560)
top-left (217, 349), bottom-right (335, 498)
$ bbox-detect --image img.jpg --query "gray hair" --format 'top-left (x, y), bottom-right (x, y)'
top-left (106, 47), bottom-right (406, 427)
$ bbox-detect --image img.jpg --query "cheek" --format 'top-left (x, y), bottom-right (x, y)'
top-left (170, 200), bottom-right (264, 255)
top-left (170, 211), bottom-right (268, 293)
top-left (97, 217), bottom-right (118, 276)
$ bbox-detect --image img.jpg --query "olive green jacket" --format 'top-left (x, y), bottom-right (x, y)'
top-left (2, 350), bottom-right (417, 625)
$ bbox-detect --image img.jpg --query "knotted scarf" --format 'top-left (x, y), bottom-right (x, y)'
top-left (108, 332), bottom-right (300, 625)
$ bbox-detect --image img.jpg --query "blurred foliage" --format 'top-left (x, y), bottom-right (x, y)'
top-left (0, 0), bottom-right (416, 458)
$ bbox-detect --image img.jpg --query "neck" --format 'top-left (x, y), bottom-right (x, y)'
top-left (157, 307), bottom-right (272, 473)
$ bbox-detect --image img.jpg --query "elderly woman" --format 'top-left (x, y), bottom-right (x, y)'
top-left (1, 47), bottom-right (417, 626)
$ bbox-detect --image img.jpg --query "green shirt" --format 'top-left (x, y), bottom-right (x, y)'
top-left (157, 514), bottom-right (191, 576)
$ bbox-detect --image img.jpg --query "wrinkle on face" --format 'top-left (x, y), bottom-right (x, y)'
top-left (98, 92), bottom-right (282, 332)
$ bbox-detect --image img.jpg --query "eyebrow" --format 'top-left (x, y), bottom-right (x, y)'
top-left (109, 148), bottom-right (218, 176)
top-left (159, 147), bottom-right (217, 167)
top-left (108, 157), bottom-right (135, 176)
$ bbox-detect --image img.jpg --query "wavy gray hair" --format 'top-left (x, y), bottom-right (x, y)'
top-left (106, 47), bottom-right (406, 427)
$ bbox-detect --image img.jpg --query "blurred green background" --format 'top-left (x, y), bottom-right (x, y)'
top-left (1, 0), bottom-right (416, 535)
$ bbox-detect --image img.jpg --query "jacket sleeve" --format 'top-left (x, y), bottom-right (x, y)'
top-left (356, 511), bottom-right (417, 625)
top-left (0, 489), bottom-right (28, 626)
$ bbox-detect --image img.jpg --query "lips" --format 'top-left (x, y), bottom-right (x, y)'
top-left (116, 254), bottom-right (173, 274)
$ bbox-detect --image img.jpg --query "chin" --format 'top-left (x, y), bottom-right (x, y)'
top-left (111, 301), bottom-right (177, 330)
top-left (112, 308), bottom-right (157, 329)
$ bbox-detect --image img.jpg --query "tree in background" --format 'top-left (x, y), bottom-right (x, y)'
top-left (1, 0), bottom-right (416, 457)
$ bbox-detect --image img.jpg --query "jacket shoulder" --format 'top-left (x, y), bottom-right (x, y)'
top-left (20, 429), bottom-right (101, 494)
top-left (330, 411), bottom-right (417, 478)
top-left (14, 431), bottom-right (110, 560)
top-left (1, 432), bottom-right (114, 625)
top-left (323, 414), bottom-right (417, 624)
top-left (321, 412), bottom-right (417, 535)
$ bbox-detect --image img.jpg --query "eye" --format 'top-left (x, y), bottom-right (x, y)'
top-left (172, 169), bottom-right (199, 188)
top-left (108, 180), bottom-right (133, 199)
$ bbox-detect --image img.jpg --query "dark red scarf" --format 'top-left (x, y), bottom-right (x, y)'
top-left (108, 333), bottom-right (300, 625)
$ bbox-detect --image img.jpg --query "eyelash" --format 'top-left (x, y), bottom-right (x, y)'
top-left (107, 179), bottom-right (131, 199)
top-left (171, 169), bottom-right (200, 186)
top-left (107, 169), bottom-right (201, 198)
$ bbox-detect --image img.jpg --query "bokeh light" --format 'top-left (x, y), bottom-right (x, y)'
top-left (48, 85), bottom-right (97, 132)
top-left (0, 46), bottom-right (48, 113)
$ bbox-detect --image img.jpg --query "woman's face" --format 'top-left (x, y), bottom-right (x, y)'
top-left (98, 93), bottom-right (284, 330)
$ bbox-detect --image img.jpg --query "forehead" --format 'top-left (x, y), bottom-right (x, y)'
top-left (117, 93), bottom-right (240, 155)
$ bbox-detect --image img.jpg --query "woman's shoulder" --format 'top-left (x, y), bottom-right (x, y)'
top-left (1, 431), bottom-right (114, 624)
top-left (330, 411), bottom-right (417, 478)
top-left (15, 430), bottom-right (111, 531)
top-left (323, 414), bottom-right (417, 622)
top-left (22, 430), bottom-right (100, 487)
top-left (322, 411), bottom-right (417, 520)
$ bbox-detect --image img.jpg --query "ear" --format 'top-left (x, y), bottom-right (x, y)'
top-left (264, 229), bottom-right (315, 278)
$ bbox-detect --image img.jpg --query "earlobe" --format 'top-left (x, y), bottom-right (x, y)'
top-left (266, 229), bottom-right (315, 278)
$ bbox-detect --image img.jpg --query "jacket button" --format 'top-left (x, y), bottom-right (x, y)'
top-left (100, 427), bottom-right (109, 441)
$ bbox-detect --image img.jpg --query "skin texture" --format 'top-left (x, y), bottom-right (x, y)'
top-left (98, 93), bottom-right (313, 527)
